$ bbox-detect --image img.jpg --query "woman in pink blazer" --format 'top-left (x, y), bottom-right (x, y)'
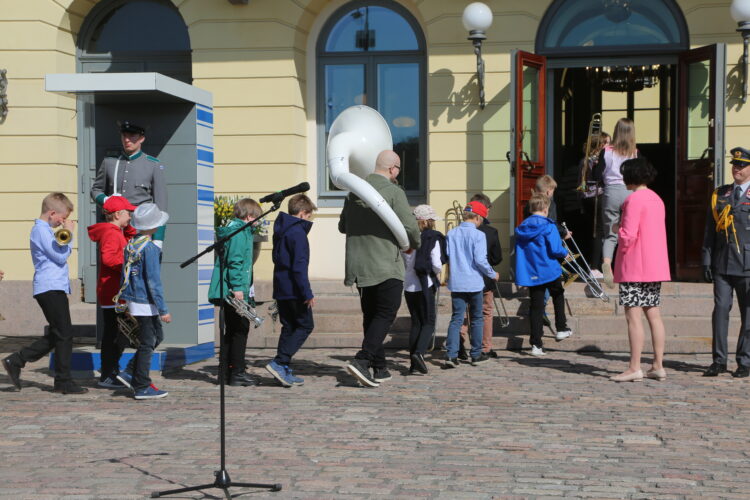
top-left (611, 158), bottom-right (671, 382)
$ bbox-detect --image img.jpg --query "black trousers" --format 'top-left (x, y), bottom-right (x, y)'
top-left (274, 299), bottom-right (314, 365)
top-left (528, 277), bottom-right (568, 348)
top-left (99, 308), bottom-right (125, 380)
top-left (131, 315), bottom-right (164, 391)
top-left (16, 290), bottom-right (73, 384)
top-left (355, 278), bottom-right (403, 369)
top-left (223, 304), bottom-right (250, 376)
top-left (404, 286), bottom-right (436, 355)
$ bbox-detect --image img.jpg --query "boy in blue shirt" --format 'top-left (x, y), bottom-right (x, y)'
top-left (515, 193), bottom-right (572, 356)
top-left (3, 193), bottom-right (87, 394)
top-left (266, 194), bottom-right (316, 387)
top-left (117, 203), bottom-right (171, 399)
top-left (444, 201), bottom-right (499, 367)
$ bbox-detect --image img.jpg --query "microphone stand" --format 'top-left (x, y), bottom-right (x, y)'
top-left (152, 202), bottom-right (283, 498)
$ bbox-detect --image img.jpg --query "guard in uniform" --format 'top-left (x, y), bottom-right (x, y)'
top-left (91, 121), bottom-right (168, 245)
top-left (702, 146), bottom-right (750, 378)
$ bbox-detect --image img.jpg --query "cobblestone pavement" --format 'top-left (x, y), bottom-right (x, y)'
top-left (1, 340), bottom-right (750, 499)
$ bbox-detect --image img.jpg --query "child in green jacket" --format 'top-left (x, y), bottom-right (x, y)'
top-left (208, 198), bottom-right (261, 386)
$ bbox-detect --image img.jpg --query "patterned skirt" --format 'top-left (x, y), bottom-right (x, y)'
top-left (618, 282), bottom-right (662, 307)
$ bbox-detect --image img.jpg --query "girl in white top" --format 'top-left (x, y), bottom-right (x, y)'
top-left (594, 117), bottom-right (638, 288)
top-left (402, 205), bottom-right (444, 375)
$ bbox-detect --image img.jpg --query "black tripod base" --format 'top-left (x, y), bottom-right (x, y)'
top-left (151, 469), bottom-right (281, 498)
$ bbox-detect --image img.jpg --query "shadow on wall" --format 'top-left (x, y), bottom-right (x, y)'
top-left (726, 56), bottom-right (746, 112)
top-left (429, 67), bottom-right (513, 273)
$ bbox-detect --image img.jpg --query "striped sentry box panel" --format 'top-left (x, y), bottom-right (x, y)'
top-left (196, 103), bottom-right (215, 343)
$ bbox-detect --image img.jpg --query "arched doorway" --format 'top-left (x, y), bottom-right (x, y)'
top-left (510, 0), bottom-right (724, 281)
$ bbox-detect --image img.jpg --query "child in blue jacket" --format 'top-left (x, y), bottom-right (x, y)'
top-left (515, 193), bottom-right (572, 356)
top-left (265, 194), bottom-right (317, 387)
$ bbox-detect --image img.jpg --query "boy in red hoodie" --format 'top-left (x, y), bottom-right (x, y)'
top-left (87, 196), bottom-right (137, 388)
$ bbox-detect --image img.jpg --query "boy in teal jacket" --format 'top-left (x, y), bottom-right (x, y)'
top-left (208, 198), bottom-right (261, 386)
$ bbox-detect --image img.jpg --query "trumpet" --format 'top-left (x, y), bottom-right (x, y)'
top-left (560, 223), bottom-right (609, 302)
top-left (444, 200), bottom-right (463, 234)
top-left (55, 228), bottom-right (72, 245)
top-left (225, 295), bottom-right (264, 328)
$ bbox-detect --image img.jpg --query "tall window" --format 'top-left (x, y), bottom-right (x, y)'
top-left (317, 1), bottom-right (426, 204)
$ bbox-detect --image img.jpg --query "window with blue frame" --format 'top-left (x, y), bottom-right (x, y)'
top-left (317, 1), bottom-right (426, 203)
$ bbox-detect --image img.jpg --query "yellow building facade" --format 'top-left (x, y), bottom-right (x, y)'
top-left (0, 0), bottom-right (746, 292)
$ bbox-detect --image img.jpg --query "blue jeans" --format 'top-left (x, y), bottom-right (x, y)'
top-left (131, 315), bottom-right (164, 391)
top-left (446, 291), bottom-right (483, 359)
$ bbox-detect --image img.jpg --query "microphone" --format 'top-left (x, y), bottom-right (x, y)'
top-left (259, 182), bottom-right (310, 204)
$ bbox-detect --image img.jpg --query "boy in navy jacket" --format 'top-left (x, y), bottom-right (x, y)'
top-left (265, 194), bottom-right (317, 387)
top-left (515, 193), bottom-right (572, 356)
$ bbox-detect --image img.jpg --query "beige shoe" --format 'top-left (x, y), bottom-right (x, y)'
top-left (646, 368), bottom-right (667, 381)
top-left (610, 370), bottom-right (643, 382)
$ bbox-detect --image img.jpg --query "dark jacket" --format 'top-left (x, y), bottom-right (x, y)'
top-left (514, 215), bottom-right (568, 287)
top-left (477, 219), bottom-right (502, 292)
top-left (703, 183), bottom-right (750, 277)
top-left (272, 212), bottom-right (314, 301)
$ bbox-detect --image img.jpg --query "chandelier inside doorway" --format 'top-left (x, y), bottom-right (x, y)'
top-left (586, 64), bottom-right (661, 92)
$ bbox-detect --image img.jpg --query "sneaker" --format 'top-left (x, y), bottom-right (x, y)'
top-left (345, 359), bottom-right (379, 388)
top-left (373, 368), bottom-right (392, 382)
top-left (555, 329), bottom-right (573, 341)
top-left (444, 358), bottom-right (459, 369)
top-left (486, 350), bottom-right (499, 359)
top-left (228, 372), bottom-right (258, 387)
top-left (285, 366), bottom-right (304, 386)
top-left (457, 344), bottom-right (469, 361)
top-left (591, 269), bottom-right (604, 279)
top-left (115, 371), bottom-right (133, 389)
top-left (3, 355), bottom-right (22, 391)
top-left (53, 382), bottom-right (89, 395)
top-left (133, 386), bottom-right (168, 400)
top-left (471, 353), bottom-right (490, 366)
top-left (265, 361), bottom-right (293, 388)
top-left (97, 376), bottom-right (126, 389)
top-left (409, 353), bottom-right (428, 375)
top-left (530, 345), bottom-right (547, 357)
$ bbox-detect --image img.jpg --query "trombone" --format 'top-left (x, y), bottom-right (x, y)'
top-left (560, 223), bottom-right (609, 302)
top-left (492, 282), bottom-right (511, 328)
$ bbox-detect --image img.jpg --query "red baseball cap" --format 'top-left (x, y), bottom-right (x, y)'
top-left (464, 200), bottom-right (488, 219)
top-left (103, 196), bottom-right (137, 212)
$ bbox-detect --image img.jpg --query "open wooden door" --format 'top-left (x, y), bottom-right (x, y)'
top-left (675, 44), bottom-right (725, 281)
top-left (510, 51), bottom-right (547, 226)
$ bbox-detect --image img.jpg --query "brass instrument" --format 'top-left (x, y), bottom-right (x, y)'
top-left (492, 283), bottom-right (511, 328)
top-left (116, 311), bottom-right (141, 348)
top-left (225, 295), bottom-right (264, 328)
top-left (444, 200), bottom-right (463, 234)
top-left (577, 112), bottom-right (602, 193)
top-left (560, 223), bottom-right (609, 302)
top-left (55, 228), bottom-right (72, 245)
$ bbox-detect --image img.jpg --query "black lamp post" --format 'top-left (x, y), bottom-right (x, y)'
top-left (732, 0), bottom-right (750, 103)
top-left (462, 2), bottom-right (493, 110)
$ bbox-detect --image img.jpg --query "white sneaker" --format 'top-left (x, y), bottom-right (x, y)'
top-left (530, 345), bottom-right (546, 356)
top-left (591, 270), bottom-right (604, 279)
top-left (555, 329), bottom-right (573, 341)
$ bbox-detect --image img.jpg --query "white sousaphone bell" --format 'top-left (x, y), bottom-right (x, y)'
top-left (326, 105), bottom-right (411, 251)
